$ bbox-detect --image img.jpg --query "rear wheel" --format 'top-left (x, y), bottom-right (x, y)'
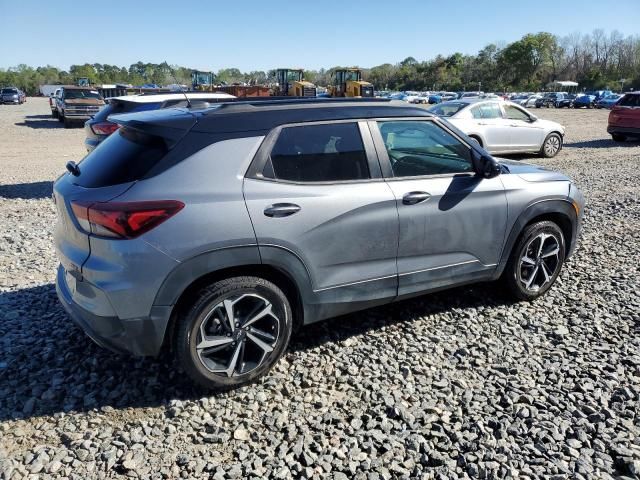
top-left (63, 117), bottom-right (72, 129)
top-left (612, 133), bottom-right (626, 142)
top-left (540, 133), bottom-right (562, 158)
top-left (503, 221), bottom-right (566, 301)
top-left (51, 110), bottom-right (58, 119)
top-left (58, 110), bottom-right (64, 123)
top-left (175, 276), bottom-right (293, 390)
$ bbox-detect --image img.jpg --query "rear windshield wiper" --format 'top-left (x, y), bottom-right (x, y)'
top-left (66, 161), bottom-right (81, 176)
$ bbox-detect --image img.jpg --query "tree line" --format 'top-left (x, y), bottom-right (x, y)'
top-left (1, 30), bottom-right (638, 95)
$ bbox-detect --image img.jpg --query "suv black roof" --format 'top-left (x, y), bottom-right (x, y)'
top-left (112, 98), bottom-right (433, 137)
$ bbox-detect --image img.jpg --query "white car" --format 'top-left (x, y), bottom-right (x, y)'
top-left (428, 98), bottom-right (565, 157)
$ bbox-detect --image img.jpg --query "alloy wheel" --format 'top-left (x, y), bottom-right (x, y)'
top-left (195, 293), bottom-right (281, 377)
top-left (544, 136), bottom-right (561, 156)
top-left (518, 233), bottom-right (561, 292)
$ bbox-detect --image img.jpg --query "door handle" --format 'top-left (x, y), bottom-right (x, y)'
top-left (263, 203), bottom-right (301, 218)
top-left (402, 191), bottom-right (431, 205)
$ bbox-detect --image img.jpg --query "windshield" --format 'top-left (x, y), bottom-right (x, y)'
top-left (343, 71), bottom-right (360, 82)
top-left (284, 71), bottom-right (302, 82)
top-left (64, 89), bottom-right (102, 100)
top-left (427, 102), bottom-right (468, 117)
top-left (2, 88), bottom-right (18, 94)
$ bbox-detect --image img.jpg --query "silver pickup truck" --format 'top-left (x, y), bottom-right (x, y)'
top-left (55, 86), bottom-right (105, 128)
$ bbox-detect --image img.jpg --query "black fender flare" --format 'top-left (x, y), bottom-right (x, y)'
top-left (494, 199), bottom-right (578, 278)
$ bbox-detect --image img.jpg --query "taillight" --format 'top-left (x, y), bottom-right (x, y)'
top-left (90, 121), bottom-right (120, 136)
top-left (70, 200), bottom-right (184, 239)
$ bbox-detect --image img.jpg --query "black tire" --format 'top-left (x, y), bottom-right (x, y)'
top-left (51, 110), bottom-right (58, 119)
top-left (58, 111), bottom-right (64, 123)
top-left (540, 132), bottom-right (562, 158)
top-left (611, 134), bottom-right (626, 142)
top-left (175, 276), bottom-right (293, 390)
top-left (503, 221), bottom-right (566, 301)
top-left (63, 117), bottom-right (72, 129)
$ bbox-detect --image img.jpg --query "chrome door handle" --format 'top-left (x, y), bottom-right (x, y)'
top-left (263, 203), bottom-right (301, 217)
top-left (402, 191), bottom-right (431, 205)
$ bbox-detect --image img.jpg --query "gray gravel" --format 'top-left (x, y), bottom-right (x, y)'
top-left (1, 99), bottom-right (639, 479)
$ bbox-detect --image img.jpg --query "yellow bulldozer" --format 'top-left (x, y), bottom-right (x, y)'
top-left (273, 68), bottom-right (317, 97)
top-left (328, 68), bottom-right (374, 98)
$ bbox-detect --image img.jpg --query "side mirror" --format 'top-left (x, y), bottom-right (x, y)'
top-left (471, 148), bottom-right (501, 179)
top-left (528, 114), bottom-right (538, 122)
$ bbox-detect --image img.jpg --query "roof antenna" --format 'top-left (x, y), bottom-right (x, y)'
top-left (162, 61), bottom-right (191, 108)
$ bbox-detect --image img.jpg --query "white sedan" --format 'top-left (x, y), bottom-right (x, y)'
top-left (428, 98), bottom-right (566, 157)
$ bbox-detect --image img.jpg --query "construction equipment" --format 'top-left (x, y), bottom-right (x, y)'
top-left (273, 68), bottom-right (317, 97)
top-left (328, 68), bottom-right (374, 98)
top-left (191, 70), bottom-right (216, 91)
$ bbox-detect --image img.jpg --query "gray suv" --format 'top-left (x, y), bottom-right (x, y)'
top-left (54, 98), bottom-right (584, 389)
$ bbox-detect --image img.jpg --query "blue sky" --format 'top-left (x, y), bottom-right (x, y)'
top-left (1, 0), bottom-right (638, 71)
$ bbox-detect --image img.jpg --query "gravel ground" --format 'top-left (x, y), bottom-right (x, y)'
top-left (0, 98), bottom-right (639, 479)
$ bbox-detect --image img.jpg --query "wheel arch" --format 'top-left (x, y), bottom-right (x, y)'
top-left (494, 199), bottom-right (577, 279)
top-left (154, 246), bottom-right (311, 353)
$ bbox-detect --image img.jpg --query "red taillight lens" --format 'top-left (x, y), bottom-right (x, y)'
top-left (91, 121), bottom-right (120, 136)
top-left (70, 200), bottom-right (184, 239)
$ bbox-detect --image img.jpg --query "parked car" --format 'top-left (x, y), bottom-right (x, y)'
top-left (573, 93), bottom-right (597, 109)
top-left (608, 92), bottom-right (640, 141)
top-left (54, 98), bottom-right (584, 389)
top-left (596, 94), bottom-right (622, 109)
top-left (555, 93), bottom-right (576, 108)
top-left (84, 92), bottom-right (235, 152)
top-left (522, 94), bottom-right (542, 108)
top-left (535, 92), bottom-right (567, 108)
top-left (428, 99), bottom-right (565, 157)
top-left (54, 86), bottom-right (105, 128)
top-left (50, 88), bottom-right (61, 116)
top-left (1, 87), bottom-right (25, 104)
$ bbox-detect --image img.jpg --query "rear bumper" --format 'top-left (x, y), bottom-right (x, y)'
top-left (607, 125), bottom-right (640, 136)
top-left (56, 264), bottom-right (172, 356)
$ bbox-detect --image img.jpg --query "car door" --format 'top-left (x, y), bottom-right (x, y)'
top-left (502, 103), bottom-right (546, 150)
top-left (468, 102), bottom-right (512, 153)
top-left (244, 121), bottom-right (399, 304)
top-left (369, 118), bottom-right (508, 297)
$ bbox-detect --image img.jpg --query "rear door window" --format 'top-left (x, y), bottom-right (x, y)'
top-left (267, 123), bottom-right (370, 182)
top-left (74, 128), bottom-right (168, 187)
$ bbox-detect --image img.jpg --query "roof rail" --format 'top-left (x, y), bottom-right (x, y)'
top-left (216, 97), bottom-right (391, 107)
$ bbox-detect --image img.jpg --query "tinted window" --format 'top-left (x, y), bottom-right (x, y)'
top-left (2, 88), bottom-right (18, 94)
top-left (378, 121), bottom-right (473, 177)
top-left (74, 128), bottom-right (168, 188)
top-left (618, 94), bottom-right (640, 107)
top-left (268, 123), bottom-right (369, 182)
top-left (503, 105), bottom-right (530, 121)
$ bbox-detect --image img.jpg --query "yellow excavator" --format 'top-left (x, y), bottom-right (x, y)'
top-left (328, 68), bottom-right (374, 97)
top-left (191, 70), bottom-right (215, 91)
top-left (273, 68), bottom-right (317, 97)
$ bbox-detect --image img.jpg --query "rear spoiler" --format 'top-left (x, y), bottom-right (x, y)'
top-left (108, 108), bottom-right (199, 148)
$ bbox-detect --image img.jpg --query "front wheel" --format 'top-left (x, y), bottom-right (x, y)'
top-left (503, 221), bottom-right (566, 301)
top-left (540, 133), bottom-right (562, 158)
top-left (175, 276), bottom-right (293, 390)
top-left (63, 117), bottom-right (72, 129)
top-left (51, 110), bottom-right (58, 118)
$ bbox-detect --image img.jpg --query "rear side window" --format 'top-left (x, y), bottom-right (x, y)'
top-left (471, 103), bottom-right (502, 119)
top-left (74, 128), bottom-right (168, 187)
top-left (267, 123), bottom-right (370, 182)
top-left (618, 94), bottom-right (640, 107)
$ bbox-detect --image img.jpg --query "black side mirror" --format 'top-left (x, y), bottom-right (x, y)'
top-left (471, 148), bottom-right (501, 179)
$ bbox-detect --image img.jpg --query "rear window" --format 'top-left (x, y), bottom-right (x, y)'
top-left (428, 102), bottom-right (468, 117)
top-left (618, 94), bottom-right (640, 107)
top-left (74, 127), bottom-right (168, 188)
top-left (2, 88), bottom-right (18, 94)
top-left (93, 100), bottom-right (162, 122)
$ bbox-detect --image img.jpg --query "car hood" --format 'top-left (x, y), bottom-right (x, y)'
top-left (496, 158), bottom-right (569, 182)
